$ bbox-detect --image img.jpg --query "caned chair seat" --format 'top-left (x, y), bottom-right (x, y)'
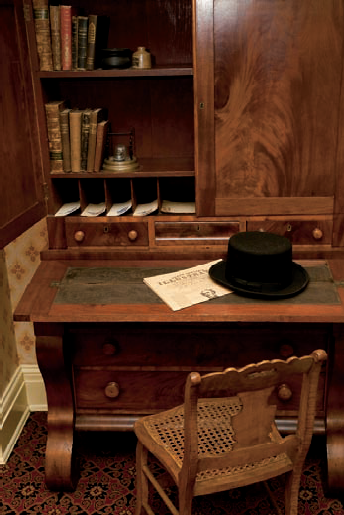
top-left (137, 397), bottom-right (293, 495)
top-left (134, 350), bottom-right (327, 515)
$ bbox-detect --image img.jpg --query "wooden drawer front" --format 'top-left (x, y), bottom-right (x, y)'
top-left (154, 221), bottom-right (240, 245)
top-left (70, 323), bottom-right (329, 371)
top-left (74, 370), bottom-right (189, 411)
top-left (74, 368), bottom-right (325, 413)
top-left (65, 220), bottom-right (148, 247)
top-left (246, 220), bottom-right (332, 245)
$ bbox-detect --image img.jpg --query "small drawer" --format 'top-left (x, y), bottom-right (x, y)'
top-left (65, 220), bottom-right (148, 246)
top-left (246, 220), bottom-right (332, 244)
top-left (154, 221), bottom-right (240, 245)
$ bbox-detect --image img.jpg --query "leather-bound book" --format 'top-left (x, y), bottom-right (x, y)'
top-left (80, 108), bottom-right (92, 171)
top-left (72, 15), bottom-right (79, 70)
top-left (87, 108), bottom-right (108, 172)
top-left (77, 16), bottom-right (89, 71)
top-left (59, 108), bottom-right (72, 172)
top-left (32, 0), bottom-right (53, 71)
top-left (94, 120), bottom-right (109, 172)
top-left (44, 101), bottom-right (66, 173)
top-left (49, 5), bottom-right (61, 70)
top-left (60, 5), bottom-right (77, 70)
top-left (86, 15), bottom-right (110, 71)
top-left (69, 109), bottom-right (83, 172)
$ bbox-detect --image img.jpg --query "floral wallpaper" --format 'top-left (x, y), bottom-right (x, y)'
top-left (3, 218), bottom-right (48, 392)
top-left (1, 250), bottom-right (17, 392)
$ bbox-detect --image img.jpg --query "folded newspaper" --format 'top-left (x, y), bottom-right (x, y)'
top-left (143, 260), bottom-right (232, 311)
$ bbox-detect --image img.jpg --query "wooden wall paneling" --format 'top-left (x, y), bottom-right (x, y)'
top-left (0, 0), bottom-right (45, 247)
top-left (149, 77), bottom-right (194, 158)
top-left (145, 0), bottom-right (193, 65)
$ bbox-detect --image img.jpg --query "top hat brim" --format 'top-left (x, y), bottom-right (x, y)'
top-left (209, 260), bottom-right (309, 300)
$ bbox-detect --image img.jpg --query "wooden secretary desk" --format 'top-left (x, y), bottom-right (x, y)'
top-left (3, 0), bottom-right (344, 493)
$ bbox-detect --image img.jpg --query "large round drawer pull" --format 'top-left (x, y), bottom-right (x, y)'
top-left (104, 382), bottom-right (120, 398)
top-left (128, 230), bottom-right (138, 241)
top-left (277, 383), bottom-right (293, 401)
top-left (312, 228), bottom-right (323, 240)
top-left (74, 230), bottom-right (85, 242)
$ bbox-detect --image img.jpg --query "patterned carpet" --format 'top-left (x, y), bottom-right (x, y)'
top-left (2, 411), bottom-right (344, 514)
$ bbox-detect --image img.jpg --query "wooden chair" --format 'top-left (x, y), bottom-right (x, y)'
top-left (134, 349), bottom-right (327, 515)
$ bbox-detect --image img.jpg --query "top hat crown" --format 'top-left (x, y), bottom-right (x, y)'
top-left (209, 231), bottom-right (309, 299)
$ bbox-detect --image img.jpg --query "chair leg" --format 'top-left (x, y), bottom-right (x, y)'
top-left (135, 441), bottom-right (149, 515)
top-left (284, 467), bottom-right (303, 515)
top-left (178, 494), bottom-right (193, 515)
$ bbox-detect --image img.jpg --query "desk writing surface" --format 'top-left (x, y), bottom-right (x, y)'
top-left (54, 262), bottom-right (339, 305)
top-left (14, 259), bottom-right (344, 324)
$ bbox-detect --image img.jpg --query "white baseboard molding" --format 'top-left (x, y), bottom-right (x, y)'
top-left (1, 364), bottom-right (47, 464)
top-left (1, 367), bottom-right (29, 464)
top-left (21, 364), bottom-right (47, 411)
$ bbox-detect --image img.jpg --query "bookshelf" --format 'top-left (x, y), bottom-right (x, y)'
top-left (28, 0), bottom-right (196, 228)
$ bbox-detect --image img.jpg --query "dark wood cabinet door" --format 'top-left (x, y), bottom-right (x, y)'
top-left (195, 0), bottom-right (344, 220)
top-left (0, 0), bottom-right (45, 248)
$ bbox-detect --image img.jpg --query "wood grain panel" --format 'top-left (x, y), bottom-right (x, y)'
top-left (213, 0), bottom-right (343, 201)
top-left (215, 197), bottom-right (333, 216)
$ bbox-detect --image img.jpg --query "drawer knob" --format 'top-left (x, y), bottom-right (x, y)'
top-left (74, 230), bottom-right (85, 242)
top-left (277, 383), bottom-right (293, 401)
top-left (312, 227), bottom-right (323, 240)
top-left (279, 344), bottom-right (294, 358)
top-left (104, 381), bottom-right (120, 398)
top-left (128, 230), bottom-right (138, 241)
top-left (102, 340), bottom-right (120, 355)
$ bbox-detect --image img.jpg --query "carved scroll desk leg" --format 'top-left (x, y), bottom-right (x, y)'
top-left (326, 324), bottom-right (344, 494)
top-left (35, 323), bottom-right (78, 491)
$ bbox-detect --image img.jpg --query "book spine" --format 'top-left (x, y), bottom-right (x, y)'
top-left (77, 16), bottom-right (88, 71)
top-left (86, 110), bottom-right (98, 172)
top-left (59, 109), bottom-right (72, 172)
top-left (50, 5), bottom-right (61, 71)
top-left (86, 15), bottom-right (97, 71)
top-left (60, 5), bottom-right (73, 71)
top-left (70, 111), bottom-right (82, 172)
top-left (87, 108), bottom-right (107, 172)
top-left (80, 110), bottom-right (91, 171)
top-left (94, 120), bottom-right (109, 172)
top-left (72, 15), bottom-right (79, 70)
top-left (45, 101), bottom-right (66, 173)
top-left (32, 0), bottom-right (53, 71)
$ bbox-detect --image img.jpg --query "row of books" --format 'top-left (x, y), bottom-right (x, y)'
top-left (45, 100), bottom-right (109, 173)
top-left (33, 0), bottom-right (109, 71)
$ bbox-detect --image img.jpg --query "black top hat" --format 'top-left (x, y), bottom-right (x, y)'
top-left (209, 231), bottom-right (309, 299)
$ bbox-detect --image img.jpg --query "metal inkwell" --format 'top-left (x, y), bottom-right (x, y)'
top-left (102, 127), bottom-right (140, 172)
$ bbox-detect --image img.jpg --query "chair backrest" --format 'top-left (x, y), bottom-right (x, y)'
top-left (181, 350), bottom-right (327, 479)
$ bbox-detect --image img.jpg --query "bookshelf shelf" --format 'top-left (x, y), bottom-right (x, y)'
top-left (38, 65), bottom-right (193, 79)
top-left (50, 157), bottom-right (195, 178)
